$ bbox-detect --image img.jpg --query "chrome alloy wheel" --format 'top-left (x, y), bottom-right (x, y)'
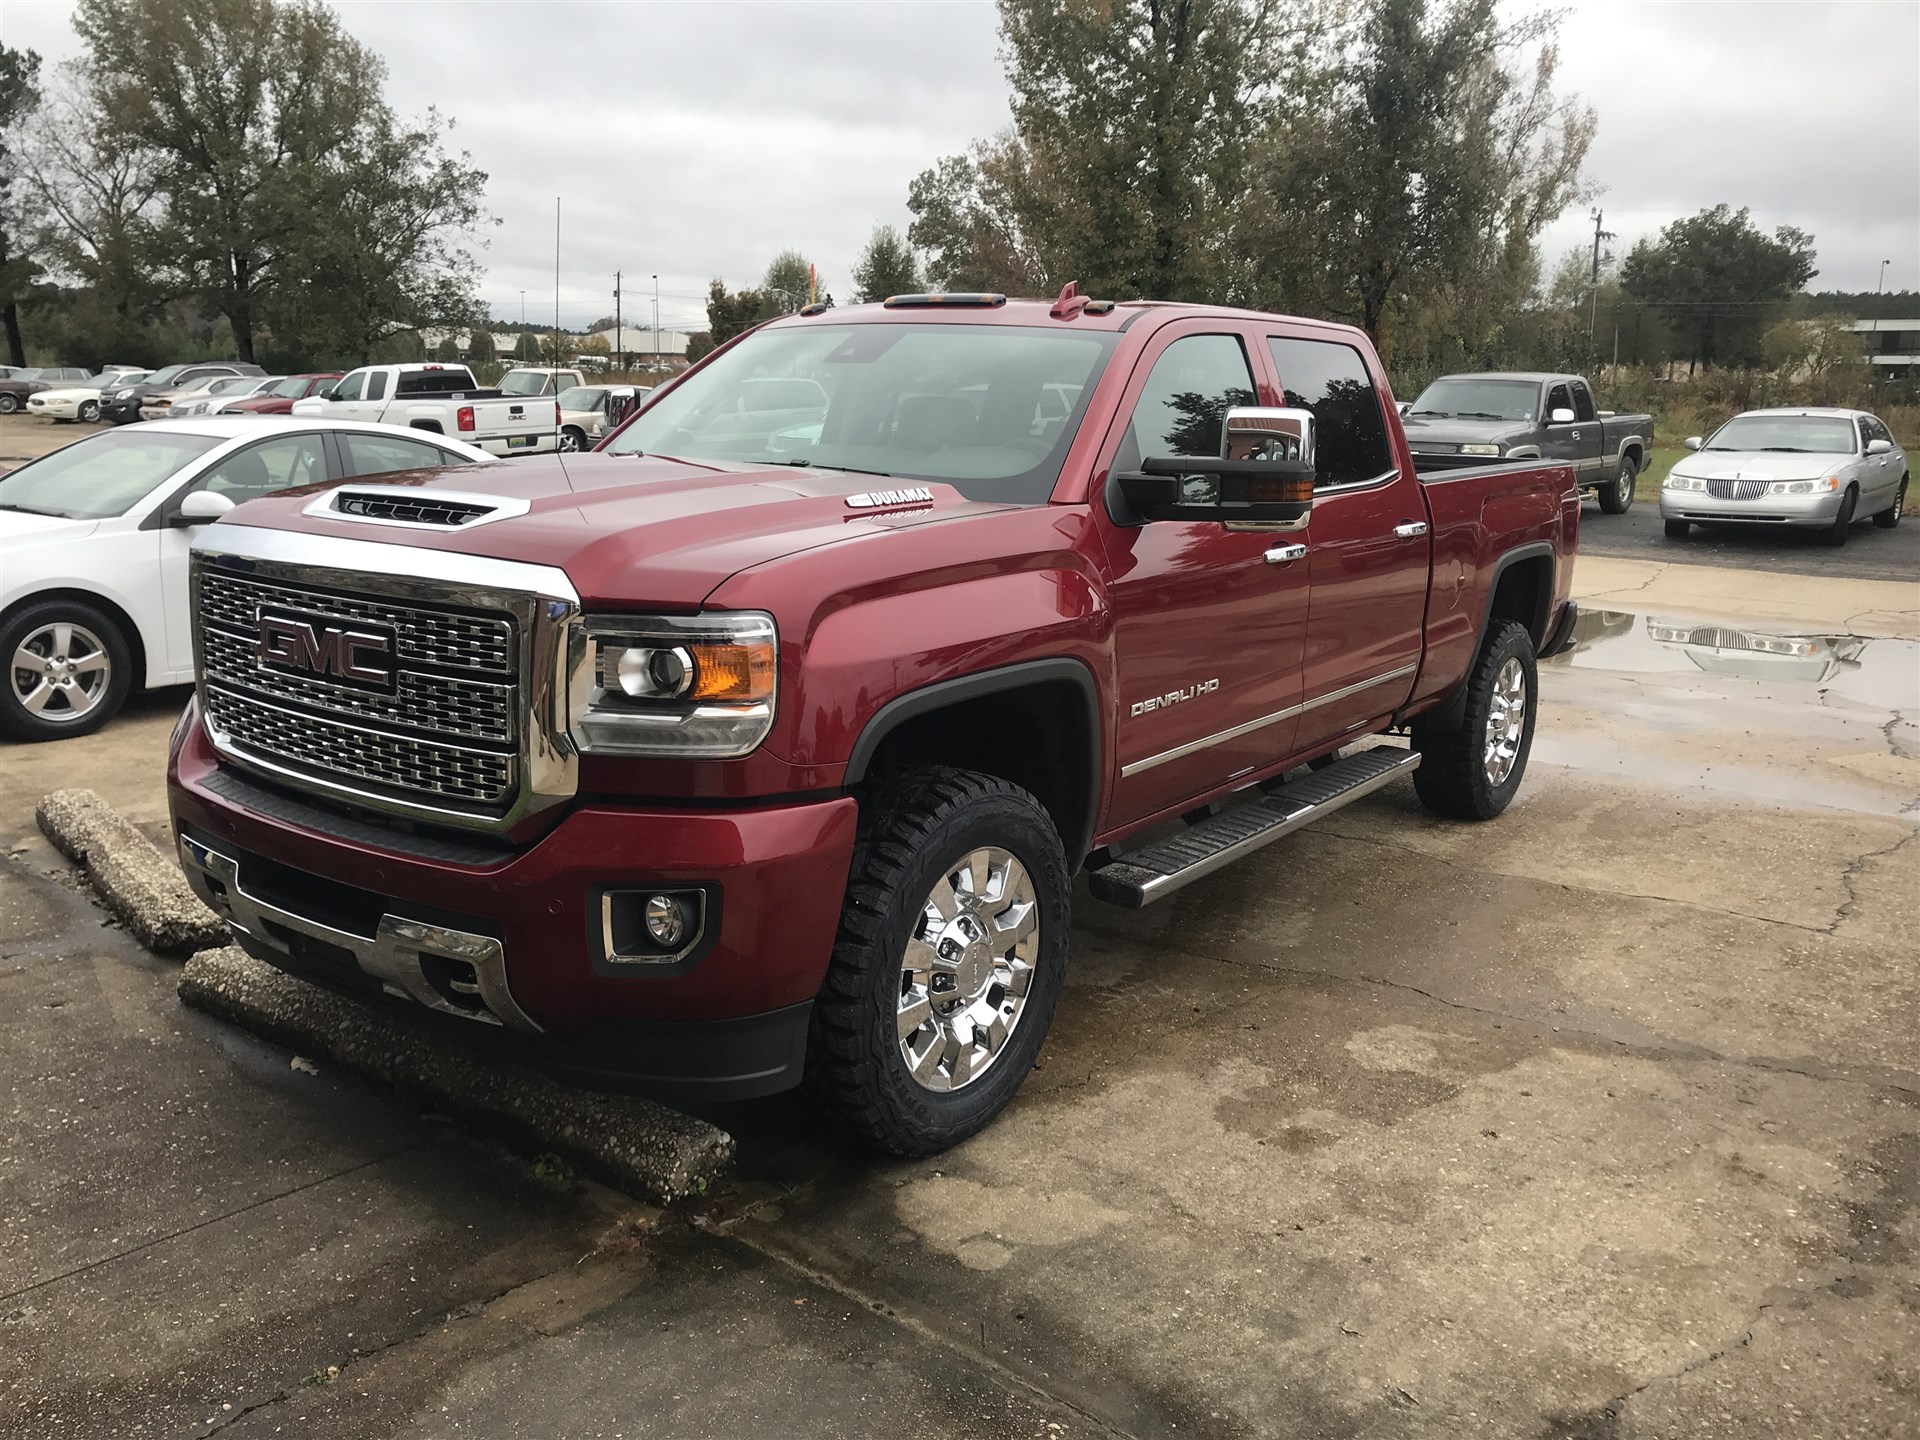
top-left (1483, 655), bottom-right (1527, 786)
top-left (1617, 463), bottom-right (1635, 506)
top-left (896, 847), bottom-right (1040, 1093)
top-left (10, 622), bottom-right (112, 724)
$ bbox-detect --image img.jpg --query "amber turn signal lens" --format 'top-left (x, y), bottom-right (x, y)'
top-left (1247, 476), bottom-right (1314, 503)
top-left (689, 641), bottom-right (777, 702)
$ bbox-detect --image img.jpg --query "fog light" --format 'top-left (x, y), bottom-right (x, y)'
top-left (643, 893), bottom-right (690, 948)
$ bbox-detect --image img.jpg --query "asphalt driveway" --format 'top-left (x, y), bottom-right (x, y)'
top-left (1579, 491), bottom-right (1918, 582)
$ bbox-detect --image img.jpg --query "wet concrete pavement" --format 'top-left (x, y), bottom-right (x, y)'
top-left (2, 591), bottom-right (1916, 1437)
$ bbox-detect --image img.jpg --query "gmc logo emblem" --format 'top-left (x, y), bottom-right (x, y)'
top-left (256, 610), bottom-right (397, 693)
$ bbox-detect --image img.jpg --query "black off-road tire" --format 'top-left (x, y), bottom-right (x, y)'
top-left (0, 598), bottom-right (134, 742)
top-left (1873, 476), bottom-right (1906, 529)
top-left (1819, 485), bottom-right (1857, 546)
top-left (1663, 519), bottom-right (1689, 540)
top-left (807, 765), bottom-right (1071, 1156)
top-left (1597, 453), bottom-right (1637, 514)
top-left (1410, 620), bottom-right (1537, 822)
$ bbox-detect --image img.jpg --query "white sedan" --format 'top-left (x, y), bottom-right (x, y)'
top-left (26, 371), bottom-right (151, 423)
top-left (0, 417), bottom-right (495, 741)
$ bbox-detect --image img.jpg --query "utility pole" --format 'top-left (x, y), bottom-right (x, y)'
top-left (614, 271), bottom-right (622, 374)
top-left (652, 274), bottom-right (660, 377)
top-left (553, 198), bottom-right (561, 371)
top-left (1588, 208), bottom-right (1615, 360)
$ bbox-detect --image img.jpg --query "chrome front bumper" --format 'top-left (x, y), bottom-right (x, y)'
top-left (178, 834), bottom-right (542, 1034)
top-left (1659, 488), bottom-right (1844, 526)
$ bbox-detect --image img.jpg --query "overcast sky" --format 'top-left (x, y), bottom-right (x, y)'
top-left (7, 0), bottom-right (1917, 331)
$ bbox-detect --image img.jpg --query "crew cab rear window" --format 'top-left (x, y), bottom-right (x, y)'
top-left (365, 371), bottom-right (389, 401)
top-left (1266, 337), bottom-right (1394, 488)
top-left (1571, 381), bottom-right (1597, 422)
top-left (603, 322), bottom-right (1120, 505)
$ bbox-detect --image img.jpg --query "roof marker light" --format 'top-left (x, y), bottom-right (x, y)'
top-left (882, 292), bottom-right (1007, 309)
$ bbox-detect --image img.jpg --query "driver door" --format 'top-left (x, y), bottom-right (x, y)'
top-left (1097, 324), bottom-right (1310, 832)
top-left (156, 432), bottom-right (337, 677)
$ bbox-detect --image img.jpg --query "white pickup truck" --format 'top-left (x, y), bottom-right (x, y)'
top-left (291, 362), bottom-right (559, 457)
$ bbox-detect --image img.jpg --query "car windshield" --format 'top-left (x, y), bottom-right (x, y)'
top-left (603, 322), bottom-right (1119, 504)
top-left (1704, 415), bottom-right (1857, 454)
top-left (66, 374), bottom-right (117, 392)
top-left (268, 376), bottom-right (314, 398)
top-left (498, 370), bottom-right (552, 395)
top-left (1408, 379), bottom-right (1539, 422)
top-left (0, 429), bottom-right (223, 519)
top-left (142, 364), bottom-right (189, 387)
top-left (557, 386), bottom-right (604, 410)
top-left (206, 377), bottom-right (255, 396)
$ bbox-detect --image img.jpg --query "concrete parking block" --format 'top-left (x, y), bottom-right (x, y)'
top-left (35, 786), bottom-right (227, 953)
top-left (178, 946), bottom-right (736, 1205)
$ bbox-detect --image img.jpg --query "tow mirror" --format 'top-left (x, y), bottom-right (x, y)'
top-left (1548, 406), bottom-right (1576, 424)
top-left (1684, 436), bottom-right (1703, 451)
top-left (1110, 408), bottom-right (1316, 527)
top-left (174, 490), bottom-right (235, 526)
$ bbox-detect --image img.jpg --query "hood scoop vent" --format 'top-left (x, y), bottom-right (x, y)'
top-left (304, 486), bottom-right (532, 530)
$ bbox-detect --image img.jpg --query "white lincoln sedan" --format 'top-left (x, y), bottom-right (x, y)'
top-left (0, 417), bottom-right (494, 740)
top-left (1660, 408), bottom-right (1908, 545)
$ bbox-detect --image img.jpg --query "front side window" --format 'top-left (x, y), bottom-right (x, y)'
top-left (1267, 337), bottom-right (1394, 488)
top-left (0, 429), bottom-right (223, 519)
top-left (195, 433), bottom-right (329, 503)
top-left (342, 432), bottom-right (465, 478)
top-left (1545, 383), bottom-right (1573, 418)
top-left (333, 370), bottom-right (367, 402)
top-left (604, 322), bottom-right (1119, 504)
top-left (1122, 334), bottom-right (1256, 463)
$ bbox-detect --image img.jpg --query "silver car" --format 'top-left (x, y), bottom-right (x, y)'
top-left (1660, 408), bottom-right (1907, 545)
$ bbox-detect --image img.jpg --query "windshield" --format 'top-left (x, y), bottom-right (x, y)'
top-left (604, 322), bottom-right (1118, 504)
top-left (1704, 415), bottom-right (1856, 454)
top-left (141, 364), bottom-right (188, 387)
top-left (557, 386), bottom-right (604, 411)
top-left (0, 429), bottom-right (223, 519)
top-left (1408, 379), bottom-right (1539, 422)
top-left (268, 376), bottom-right (314, 398)
top-left (499, 370), bottom-right (552, 395)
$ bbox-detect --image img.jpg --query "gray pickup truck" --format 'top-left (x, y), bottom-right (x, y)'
top-left (1399, 371), bottom-right (1655, 515)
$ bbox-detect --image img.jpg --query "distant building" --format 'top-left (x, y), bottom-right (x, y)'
top-left (599, 327), bottom-right (691, 368)
top-left (1852, 318), bottom-right (1920, 379)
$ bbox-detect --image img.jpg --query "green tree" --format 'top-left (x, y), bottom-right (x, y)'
top-left (513, 330), bottom-right (540, 362)
top-left (1247, 0), bottom-right (1593, 355)
top-left (907, 140), bottom-right (1053, 294)
top-left (434, 334), bottom-right (459, 361)
top-left (851, 224), bottom-right (921, 302)
top-left (0, 42), bottom-right (43, 366)
top-left (1620, 204), bottom-right (1817, 371)
top-left (762, 249), bottom-right (815, 312)
top-left (706, 279), bottom-right (771, 343)
top-left (686, 330), bottom-right (715, 363)
top-left (466, 326), bottom-right (495, 366)
top-left (1764, 312), bottom-right (1867, 403)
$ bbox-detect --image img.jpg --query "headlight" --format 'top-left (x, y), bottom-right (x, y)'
top-left (1768, 477), bottom-right (1838, 495)
top-left (572, 612), bottom-right (776, 757)
top-left (1458, 443), bottom-right (1502, 457)
top-left (1665, 474), bottom-right (1706, 491)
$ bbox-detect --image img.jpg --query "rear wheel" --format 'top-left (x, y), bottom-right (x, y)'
top-left (1663, 518), bottom-right (1690, 540)
top-left (807, 766), bottom-right (1070, 1155)
top-left (1598, 454), bottom-right (1637, 514)
top-left (1819, 485), bottom-right (1858, 546)
top-left (1873, 476), bottom-right (1906, 529)
top-left (0, 394), bottom-right (19, 415)
top-left (0, 600), bottom-right (133, 742)
top-left (1411, 620), bottom-right (1537, 822)
top-left (558, 426), bottom-right (587, 452)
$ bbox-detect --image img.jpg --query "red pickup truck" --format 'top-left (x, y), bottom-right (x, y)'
top-left (167, 291), bottom-right (1580, 1154)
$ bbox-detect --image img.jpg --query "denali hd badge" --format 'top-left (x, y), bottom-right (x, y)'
top-left (1130, 678), bottom-right (1220, 716)
top-left (256, 610), bottom-right (398, 693)
top-left (845, 487), bottom-right (934, 510)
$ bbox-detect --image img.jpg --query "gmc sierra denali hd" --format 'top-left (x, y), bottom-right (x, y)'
top-left (167, 289), bottom-right (1582, 1155)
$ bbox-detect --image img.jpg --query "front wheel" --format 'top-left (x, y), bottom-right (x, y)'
top-left (1411, 620), bottom-right (1537, 822)
top-left (807, 766), bottom-right (1070, 1155)
top-left (1872, 476), bottom-right (1906, 529)
top-left (1663, 518), bottom-right (1690, 540)
top-left (0, 600), bottom-right (133, 741)
top-left (1598, 454), bottom-right (1637, 514)
top-left (78, 400), bottom-right (101, 423)
top-left (1819, 485), bottom-right (1858, 546)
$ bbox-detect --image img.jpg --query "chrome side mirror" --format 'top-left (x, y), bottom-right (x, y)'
top-left (1548, 407), bottom-right (1576, 424)
top-left (1221, 406), bottom-right (1316, 466)
top-left (1684, 436), bottom-right (1703, 451)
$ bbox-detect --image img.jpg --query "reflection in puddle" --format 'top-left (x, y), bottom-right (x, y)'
top-left (1554, 608), bottom-right (1919, 713)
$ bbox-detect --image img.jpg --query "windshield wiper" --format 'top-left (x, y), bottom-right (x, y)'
top-left (1757, 446), bottom-right (1810, 453)
top-left (1408, 409), bottom-right (1450, 418)
top-left (777, 459), bottom-right (896, 479)
top-left (0, 502), bottom-right (74, 518)
top-left (1454, 411), bottom-right (1512, 421)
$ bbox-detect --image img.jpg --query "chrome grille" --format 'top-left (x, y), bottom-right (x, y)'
top-left (200, 627), bottom-right (513, 742)
top-left (205, 686), bottom-right (516, 805)
top-left (200, 571), bottom-right (512, 673)
top-left (1706, 477), bottom-right (1768, 500)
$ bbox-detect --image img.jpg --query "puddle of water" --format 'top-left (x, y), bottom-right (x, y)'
top-left (1553, 608), bottom-right (1920, 715)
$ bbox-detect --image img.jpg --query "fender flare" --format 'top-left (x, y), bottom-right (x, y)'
top-left (1406, 541), bottom-right (1558, 733)
top-left (844, 656), bottom-right (1103, 861)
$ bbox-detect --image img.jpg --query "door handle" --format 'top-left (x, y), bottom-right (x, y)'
top-left (1392, 521), bottom-right (1429, 538)
top-left (1264, 542), bottom-right (1308, 564)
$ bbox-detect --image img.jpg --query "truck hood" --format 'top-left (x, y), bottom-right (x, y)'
top-left (208, 452), bottom-right (1017, 608)
top-left (1398, 414), bottom-right (1535, 449)
top-left (1671, 450), bottom-right (1850, 483)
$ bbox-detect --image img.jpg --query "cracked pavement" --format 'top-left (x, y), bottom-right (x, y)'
top-left (2, 589), bottom-right (1917, 1438)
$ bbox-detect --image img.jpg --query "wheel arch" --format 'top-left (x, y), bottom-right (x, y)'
top-left (0, 586), bottom-right (152, 690)
top-left (845, 658), bottom-right (1102, 865)
top-left (407, 419), bottom-right (446, 435)
top-left (1407, 542), bottom-right (1555, 735)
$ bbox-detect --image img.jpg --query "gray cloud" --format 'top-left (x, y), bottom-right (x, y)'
top-left (8, 0), bottom-right (1915, 332)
